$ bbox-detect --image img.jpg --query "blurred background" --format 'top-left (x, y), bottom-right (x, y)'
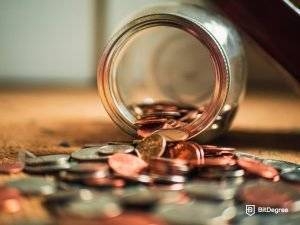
top-left (0, 0), bottom-right (298, 93)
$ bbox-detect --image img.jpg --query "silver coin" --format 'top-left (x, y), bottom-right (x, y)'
top-left (237, 214), bottom-right (294, 225)
top-left (235, 152), bottom-right (262, 160)
top-left (116, 174), bottom-right (153, 184)
top-left (155, 201), bottom-right (236, 225)
top-left (67, 162), bottom-right (109, 173)
top-left (61, 195), bottom-right (121, 219)
top-left (82, 143), bottom-right (106, 148)
top-left (67, 162), bottom-right (109, 177)
top-left (82, 142), bottom-right (131, 148)
top-left (120, 187), bottom-right (159, 208)
top-left (281, 169), bottom-right (300, 183)
top-left (152, 175), bottom-right (186, 184)
top-left (199, 167), bottom-right (245, 179)
top-left (6, 177), bottom-right (56, 195)
top-left (45, 189), bottom-right (93, 205)
top-left (25, 154), bottom-right (70, 166)
top-left (185, 181), bottom-right (237, 200)
top-left (59, 169), bottom-right (108, 182)
top-left (97, 144), bottom-right (135, 155)
top-left (25, 163), bottom-right (71, 173)
top-left (263, 159), bottom-right (298, 173)
top-left (71, 147), bottom-right (109, 161)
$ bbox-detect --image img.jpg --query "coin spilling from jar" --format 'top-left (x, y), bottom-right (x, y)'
top-left (0, 102), bottom-right (299, 225)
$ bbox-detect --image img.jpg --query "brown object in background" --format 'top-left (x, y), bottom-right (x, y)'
top-left (215, 0), bottom-right (300, 83)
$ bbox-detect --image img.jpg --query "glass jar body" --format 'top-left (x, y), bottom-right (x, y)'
top-left (98, 3), bottom-right (246, 142)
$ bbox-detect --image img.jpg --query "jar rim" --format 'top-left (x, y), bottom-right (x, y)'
top-left (97, 9), bottom-right (230, 140)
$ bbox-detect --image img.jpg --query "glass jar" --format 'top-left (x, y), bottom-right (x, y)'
top-left (97, 3), bottom-right (246, 142)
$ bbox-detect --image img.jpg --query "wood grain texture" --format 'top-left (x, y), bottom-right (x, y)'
top-left (0, 88), bottom-right (299, 223)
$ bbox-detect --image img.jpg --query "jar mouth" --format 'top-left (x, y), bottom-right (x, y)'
top-left (98, 13), bottom-right (229, 140)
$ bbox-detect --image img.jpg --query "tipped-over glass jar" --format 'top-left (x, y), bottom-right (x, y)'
top-left (97, 3), bottom-right (246, 142)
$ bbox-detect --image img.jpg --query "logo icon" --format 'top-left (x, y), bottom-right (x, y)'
top-left (246, 205), bottom-right (255, 216)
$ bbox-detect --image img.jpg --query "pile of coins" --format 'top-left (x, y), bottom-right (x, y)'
top-left (0, 101), bottom-right (299, 224)
top-left (131, 102), bottom-right (203, 138)
top-left (0, 136), bottom-right (299, 225)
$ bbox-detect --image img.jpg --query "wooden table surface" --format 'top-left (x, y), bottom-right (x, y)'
top-left (0, 88), bottom-right (299, 223)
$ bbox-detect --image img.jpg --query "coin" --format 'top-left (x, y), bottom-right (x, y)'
top-left (235, 151), bottom-right (261, 160)
top-left (25, 154), bottom-right (70, 166)
top-left (108, 153), bottom-right (148, 177)
top-left (237, 181), bottom-right (295, 209)
top-left (137, 123), bottom-right (165, 138)
top-left (149, 157), bottom-right (189, 176)
top-left (0, 161), bottom-right (24, 174)
top-left (25, 163), bottom-right (71, 173)
top-left (281, 169), bottom-right (300, 183)
top-left (6, 177), bottom-right (56, 195)
top-left (135, 118), bottom-right (167, 126)
top-left (84, 177), bottom-right (125, 188)
top-left (155, 201), bottom-right (235, 225)
top-left (263, 159), bottom-right (298, 173)
top-left (67, 162), bottom-right (109, 176)
top-left (155, 129), bottom-right (189, 142)
top-left (115, 174), bottom-right (153, 185)
top-left (179, 110), bottom-right (199, 122)
top-left (120, 187), bottom-right (159, 208)
top-left (185, 181), bottom-right (237, 200)
top-left (71, 147), bottom-right (109, 161)
top-left (0, 186), bottom-right (22, 213)
top-left (152, 174), bottom-right (186, 184)
top-left (136, 133), bottom-right (166, 162)
top-left (97, 144), bottom-right (135, 155)
top-left (192, 156), bottom-right (237, 167)
top-left (169, 141), bottom-right (204, 164)
top-left (44, 190), bottom-right (85, 205)
top-left (237, 158), bottom-right (279, 180)
top-left (61, 195), bottom-right (121, 219)
top-left (198, 167), bottom-right (245, 179)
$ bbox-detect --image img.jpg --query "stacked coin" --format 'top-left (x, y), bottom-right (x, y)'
top-left (24, 154), bottom-right (71, 173)
top-left (1, 134), bottom-right (300, 224)
top-left (59, 162), bottom-right (110, 183)
top-left (131, 102), bottom-right (202, 138)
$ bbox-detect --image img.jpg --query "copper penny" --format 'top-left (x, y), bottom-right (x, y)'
top-left (238, 181), bottom-right (294, 209)
top-left (137, 123), bottom-right (164, 138)
top-left (237, 158), bottom-right (279, 179)
top-left (149, 157), bottom-right (189, 176)
top-left (169, 141), bottom-right (204, 165)
top-left (0, 186), bottom-right (22, 213)
top-left (179, 110), bottom-right (200, 122)
top-left (0, 161), bottom-right (24, 174)
top-left (191, 156), bottom-right (236, 167)
top-left (202, 145), bottom-right (235, 157)
top-left (163, 119), bottom-right (187, 129)
top-left (108, 153), bottom-right (148, 177)
top-left (136, 133), bottom-right (166, 162)
top-left (134, 118), bottom-right (167, 126)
